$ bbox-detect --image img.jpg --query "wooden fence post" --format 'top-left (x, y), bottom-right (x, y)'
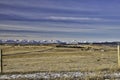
top-left (118, 44), bottom-right (120, 67)
top-left (0, 49), bottom-right (3, 73)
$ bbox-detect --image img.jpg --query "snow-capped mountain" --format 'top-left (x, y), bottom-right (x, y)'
top-left (0, 39), bottom-right (118, 45)
top-left (0, 39), bottom-right (66, 44)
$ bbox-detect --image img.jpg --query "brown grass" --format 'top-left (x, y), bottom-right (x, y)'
top-left (0, 44), bottom-right (118, 73)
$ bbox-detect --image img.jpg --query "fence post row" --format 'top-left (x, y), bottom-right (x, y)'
top-left (0, 49), bottom-right (3, 73)
top-left (118, 44), bottom-right (120, 67)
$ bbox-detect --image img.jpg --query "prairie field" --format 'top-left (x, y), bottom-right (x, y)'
top-left (0, 44), bottom-right (118, 73)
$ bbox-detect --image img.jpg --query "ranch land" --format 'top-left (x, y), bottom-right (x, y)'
top-left (0, 44), bottom-right (119, 79)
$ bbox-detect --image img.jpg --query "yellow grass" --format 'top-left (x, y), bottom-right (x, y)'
top-left (0, 44), bottom-right (118, 73)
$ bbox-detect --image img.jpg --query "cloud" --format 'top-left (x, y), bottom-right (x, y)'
top-left (45, 16), bottom-right (103, 21)
top-left (0, 24), bottom-right (96, 33)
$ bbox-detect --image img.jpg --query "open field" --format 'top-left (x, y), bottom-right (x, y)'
top-left (0, 44), bottom-right (118, 73)
top-left (0, 44), bottom-right (120, 79)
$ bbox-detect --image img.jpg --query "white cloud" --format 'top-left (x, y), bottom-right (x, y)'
top-left (0, 24), bottom-right (96, 33)
top-left (46, 16), bottom-right (103, 21)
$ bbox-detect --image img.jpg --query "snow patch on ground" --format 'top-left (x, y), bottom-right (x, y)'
top-left (0, 72), bottom-right (120, 80)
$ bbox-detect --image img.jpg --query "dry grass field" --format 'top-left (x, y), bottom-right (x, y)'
top-left (0, 44), bottom-right (118, 73)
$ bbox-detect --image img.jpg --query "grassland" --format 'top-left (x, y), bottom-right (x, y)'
top-left (0, 44), bottom-right (118, 74)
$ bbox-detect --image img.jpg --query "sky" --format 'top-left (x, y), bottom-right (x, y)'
top-left (0, 0), bottom-right (120, 41)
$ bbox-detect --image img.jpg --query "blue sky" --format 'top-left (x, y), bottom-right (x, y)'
top-left (0, 0), bottom-right (120, 41)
